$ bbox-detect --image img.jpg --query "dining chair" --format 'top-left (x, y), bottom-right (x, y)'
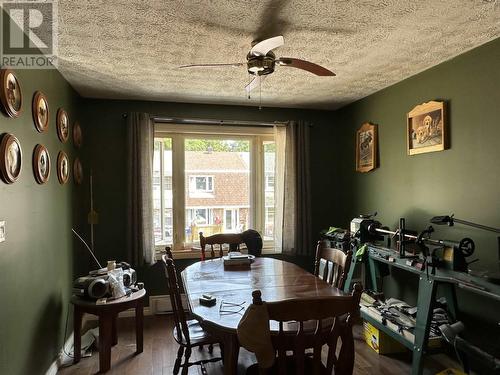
top-left (314, 240), bottom-right (353, 290)
top-left (161, 251), bottom-right (222, 374)
top-left (199, 231), bottom-right (243, 260)
top-left (238, 284), bottom-right (362, 375)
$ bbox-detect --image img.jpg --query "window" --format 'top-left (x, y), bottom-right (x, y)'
top-left (153, 124), bottom-right (278, 252)
top-left (188, 175), bottom-right (213, 194)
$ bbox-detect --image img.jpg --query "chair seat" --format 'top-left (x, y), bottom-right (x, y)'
top-left (172, 319), bottom-right (217, 346)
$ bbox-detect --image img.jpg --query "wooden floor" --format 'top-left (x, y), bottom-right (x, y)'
top-left (57, 315), bottom-right (459, 375)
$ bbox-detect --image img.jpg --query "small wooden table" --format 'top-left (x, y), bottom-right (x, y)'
top-left (71, 289), bottom-right (146, 373)
top-left (181, 258), bottom-right (346, 375)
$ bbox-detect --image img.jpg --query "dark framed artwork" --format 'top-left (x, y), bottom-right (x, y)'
top-left (0, 133), bottom-right (22, 183)
top-left (0, 69), bottom-right (22, 118)
top-left (56, 108), bottom-right (70, 143)
top-left (73, 157), bottom-right (83, 185)
top-left (33, 144), bottom-right (51, 184)
top-left (407, 101), bottom-right (446, 155)
top-left (32, 91), bottom-right (49, 133)
top-left (356, 122), bottom-right (378, 173)
top-left (73, 121), bottom-right (82, 148)
top-left (57, 151), bottom-right (70, 185)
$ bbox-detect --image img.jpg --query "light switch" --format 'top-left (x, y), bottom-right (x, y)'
top-left (0, 221), bottom-right (5, 242)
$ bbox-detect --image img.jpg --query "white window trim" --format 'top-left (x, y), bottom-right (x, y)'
top-left (154, 124), bottom-right (278, 256)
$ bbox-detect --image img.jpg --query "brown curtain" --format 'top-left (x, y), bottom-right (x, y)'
top-left (126, 113), bottom-right (154, 266)
top-left (281, 120), bottom-right (312, 255)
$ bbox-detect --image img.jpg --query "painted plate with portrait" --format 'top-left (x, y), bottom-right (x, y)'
top-left (57, 151), bottom-right (70, 185)
top-left (0, 133), bottom-right (22, 183)
top-left (57, 108), bottom-right (70, 143)
top-left (33, 91), bottom-right (49, 132)
top-left (0, 69), bottom-right (22, 118)
top-left (33, 144), bottom-right (50, 184)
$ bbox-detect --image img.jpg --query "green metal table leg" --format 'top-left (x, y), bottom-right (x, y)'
top-left (439, 282), bottom-right (458, 321)
top-left (411, 276), bottom-right (437, 375)
top-left (343, 256), bottom-right (358, 293)
top-left (367, 256), bottom-right (379, 291)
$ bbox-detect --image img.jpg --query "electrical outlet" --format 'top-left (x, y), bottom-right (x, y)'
top-left (0, 221), bottom-right (5, 243)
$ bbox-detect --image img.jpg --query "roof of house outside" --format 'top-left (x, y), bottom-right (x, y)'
top-left (154, 150), bottom-right (275, 174)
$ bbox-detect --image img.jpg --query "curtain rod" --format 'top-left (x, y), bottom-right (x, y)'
top-left (122, 113), bottom-right (287, 128)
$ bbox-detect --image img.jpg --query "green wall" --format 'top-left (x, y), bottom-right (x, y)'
top-left (0, 69), bottom-right (82, 374)
top-left (330, 38), bottom-right (500, 349)
top-left (332, 37), bottom-right (500, 267)
top-left (79, 100), bottom-right (334, 296)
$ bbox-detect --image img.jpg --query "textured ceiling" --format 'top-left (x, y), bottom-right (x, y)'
top-left (57, 0), bottom-right (500, 110)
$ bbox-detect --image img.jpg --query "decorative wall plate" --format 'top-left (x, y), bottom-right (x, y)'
top-left (0, 69), bottom-right (22, 118)
top-left (0, 133), bottom-right (22, 183)
top-left (32, 91), bottom-right (49, 132)
top-left (33, 144), bottom-right (50, 184)
top-left (73, 121), bottom-right (82, 148)
top-left (57, 151), bottom-right (70, 185)
top-left (73, 157), bottom-right (83, 185)
top-left (56, 108), bottom-right (69, 143)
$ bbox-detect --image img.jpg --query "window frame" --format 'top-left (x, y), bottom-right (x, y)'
top-left (154, 123), bottom-right (277, 256)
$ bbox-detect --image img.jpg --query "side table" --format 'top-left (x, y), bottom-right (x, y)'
top-left (71, 288), bottom-right (146, 373)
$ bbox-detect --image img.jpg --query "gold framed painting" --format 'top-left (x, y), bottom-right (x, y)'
top-left (32, 91), bottom-right (49, 133)
top-left (356, 122), bottom-right (377, 173)
top-left (33, 144), bottom-right (50, 184)
top-left (0, 133), bottom-right (22, 183)
top-left (407, 101), bottom-right (446, 155)
top-left (0, 69), bottom-right (22, 118)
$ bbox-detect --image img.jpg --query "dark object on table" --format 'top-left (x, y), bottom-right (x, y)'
top-left (241, 229), bottom-right (263, 257)
top-left (161, 254), bottom-right (222, 374)
top-left (72, 289), bottom-right (145, 373)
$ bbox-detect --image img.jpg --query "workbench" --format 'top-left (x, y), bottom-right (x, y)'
top-left (344, 244), bottom-right (500, 375)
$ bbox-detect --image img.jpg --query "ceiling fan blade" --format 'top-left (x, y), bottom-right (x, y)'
top-left (179, 63), bottom-right (244, 69)
top-left (250, 36), bottom-right (284, 56)
top-left (276, 58), bottom-right (336, 76)
top-left (245, 75), bottom-right (267, 93)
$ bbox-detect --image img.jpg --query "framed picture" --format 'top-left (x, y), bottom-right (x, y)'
top-left (33, 144), bottom-right (51, 184)
top-left (56, 108), bottom-right (70, 143)
top-left (356, 122), bottom-right (377, 172)
top-left (73, 157), bottom-right (83, 185)
top-left (0, 69), bottom-right (22, 118)
top-left (73, 121), bottom-right (82, 148)
top-left (0, 133), bottom-right (22, 183)
top-left (57, 151), bottom-right (70, 185)
top-left (32, 91), bottom-right (49, 133)
top-left (407, 101), bottom-right (446, 155)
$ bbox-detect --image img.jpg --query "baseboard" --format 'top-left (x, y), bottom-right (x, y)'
top-left (149, 294), bottom-right (188, 314)
top-left (44, 332), bottom-right (74, 375)
top-left (83, 306), bottom-right (152, 321)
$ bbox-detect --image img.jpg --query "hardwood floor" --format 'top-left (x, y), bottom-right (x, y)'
top-left (57, 315), bottom-right (460, 375)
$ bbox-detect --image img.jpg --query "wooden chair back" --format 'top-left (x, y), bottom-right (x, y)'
top-left (161, 249), bottom-right (191, 346)
top-left (252, 284), bottom-right (362, 375)
top-left (199, 231), bottom-right (243, 260)
top-left (314, 240), bottom-right (353, 290)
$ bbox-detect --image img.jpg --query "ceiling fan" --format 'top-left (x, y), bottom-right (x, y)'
top-left (179, 35), bottom-right (335, 94)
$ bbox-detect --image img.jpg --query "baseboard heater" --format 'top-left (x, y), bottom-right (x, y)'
top-left (149, 294), bottom-right (188, 314)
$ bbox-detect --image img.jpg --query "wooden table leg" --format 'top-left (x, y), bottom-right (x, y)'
top-left (73, 307), bottom-right (83, 364)
top-left (99, 313), bottom-right (113, 373)
top-left (222, 334), bottom-right (240, 375)
top-left (112, 314), bottom-right (118, 346)
top-left (135, 299), bottom-right (144, 354)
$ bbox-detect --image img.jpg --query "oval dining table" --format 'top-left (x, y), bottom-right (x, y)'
top-left (181, 256), bottom-right (347, 375)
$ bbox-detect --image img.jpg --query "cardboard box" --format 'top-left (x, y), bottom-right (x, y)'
top-left (363, 320), bottom-right (407, 354)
